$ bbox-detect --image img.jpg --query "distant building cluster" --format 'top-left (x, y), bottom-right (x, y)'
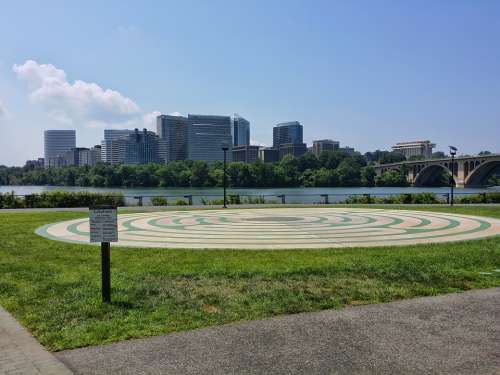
top-left (32, 113), bottom-right (364, 168)
top-left (391, 140), bottom-right (435, 160)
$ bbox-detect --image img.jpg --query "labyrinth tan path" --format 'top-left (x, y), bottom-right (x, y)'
top-left (36, 208), bottom-right (500, 249)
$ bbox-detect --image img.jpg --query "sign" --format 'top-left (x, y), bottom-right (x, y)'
top-left (89, 207), bottom-right (118, 243)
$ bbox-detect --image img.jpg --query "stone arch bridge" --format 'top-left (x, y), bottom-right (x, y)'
top-left (374, 154), bottom-right (500, 187)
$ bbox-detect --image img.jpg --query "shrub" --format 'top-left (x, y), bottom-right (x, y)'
top-left (0, 191), bottom-right (125, 209)
top-left (457, 192), bottom-right (500, 204)
top-left (0, 192), bottom-right (25, 208)
top-left (151, 196), bottom-right (168, 206)
top-left (343, 192), bottom-right (441, 204)
top-left (242, 196), bottom-right (266, 204)
top-left (229, 195), bottom-right (241, 204)
top-left (174, 199), bottom-right (188, 206)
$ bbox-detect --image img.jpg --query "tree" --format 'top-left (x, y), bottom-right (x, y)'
top-left (337, 159), bottom-right (361, 186)
top-left (361, 166), bottom-right (376, 187)
top-left (190, 161), bottom-right (210, 187)
top-left (297, 153), bottom-right (319, 172)
top-left (375, 170), bottom-right (409, 187)
top-left (279, 155), bottom-right (300, 186)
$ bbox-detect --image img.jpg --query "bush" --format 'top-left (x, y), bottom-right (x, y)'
top-left (242, 196), bottom-right (266, 204)
top-left (0, 192), bottom-right (25, 208)
top-left (343, 192), bottom-right (441, 204)
top-left (174, 199), bottom-right (188, 206)
top-left (151, 196), bottom-right (168, 206)
top-left (201, 198), bottom-right (225, 205)
top-left (456, 192), bottom-right (500, 204)
top-left (229, 195), bottom-right (241, 204)
top-left (0, 191), bottom-right (125, 209)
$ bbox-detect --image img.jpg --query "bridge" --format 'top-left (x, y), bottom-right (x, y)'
top-left (374, 154), bottom-right (500, 187)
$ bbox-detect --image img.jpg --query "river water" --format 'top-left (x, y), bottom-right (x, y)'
top-left (1, 185), bottom-right (499, 205)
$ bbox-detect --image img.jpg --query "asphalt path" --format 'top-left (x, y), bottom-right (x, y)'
top-left (57, 288), bottom-right (500, 375)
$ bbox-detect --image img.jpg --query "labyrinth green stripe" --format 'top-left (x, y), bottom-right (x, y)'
top-left (35, 208), bottom-right (500, 250)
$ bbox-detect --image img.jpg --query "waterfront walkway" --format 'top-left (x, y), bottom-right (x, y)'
top-left (57, 288), bottom-right (500, 375)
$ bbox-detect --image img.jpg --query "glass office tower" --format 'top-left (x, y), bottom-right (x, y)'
top-left (232, 114), bottom-right (250, 147)
top-left (44, 130), bottom-right (76, 168)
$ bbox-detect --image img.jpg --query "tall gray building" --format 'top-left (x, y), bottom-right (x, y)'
top-left (188, 115), bottom-right (232, 162)
top-left (44, 130), bottom-right (76, 167)
top-left (124, 129), bottom-right (162, 164)
top-left (156, 113), bottom-right (233, 162)
top-left (232, 114), bottom-right (250, 147)
top-left (312, 139), bottom-right (340, 156)
top-left (156, 115), bottom-right (189, 162)
top-left (101, 129), bottom-right (135, 163)
top-left (273, 121), bottom-right (303, 148)
top-left (272, 121), bottom-right (306, 159)
top-left (108, 129), bottom-right (163, 165)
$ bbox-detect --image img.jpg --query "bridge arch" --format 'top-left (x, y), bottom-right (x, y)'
top-left (465, 160), bottom-right (500, 187)
top-left (414, 164), bottom-right (455, 187)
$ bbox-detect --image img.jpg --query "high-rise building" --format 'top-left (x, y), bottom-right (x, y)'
top-left (107, 129), bottom-right (162, 165)
top-left (232, 114), bottom-right (250, 147)
top-left (78, 145), bottom-right (102, 166)
top-left (44, 130), bottom-right (76, 167)
top-left (258, 147), bottom-right (279, 163)
top-left (278, 143), bottom-right (308, 159)
top-left (101, 129), bottom-right (135, 163)
top-left (156, 115), bottom-right (189, 162)
top-left (157, 113), bottom-right (234, 162)
top-left (25, 158), bottom-right (45, 169)
top-left (187, 114), bottom-right (232, 162)
top-left (392, 140), bottom-right (435, 159)
top-left (339, 146), bottom-right (355, 155)
top-left (232, 145), bottom-right (260, 163)
top-left (62, 147), bottom-right (89, 166)
top-left (272, 121), bottom-right (307, 160)
top-left (273, 121), bottom-right (303, 148)
top-left (312, 139), bottom-right (340, 156)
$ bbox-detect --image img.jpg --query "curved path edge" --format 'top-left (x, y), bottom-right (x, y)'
top-left (57, 288), bottom-right (500, 375)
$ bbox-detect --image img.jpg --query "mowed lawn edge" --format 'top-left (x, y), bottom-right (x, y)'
top-left (0, 205), bottom-right (499, 351)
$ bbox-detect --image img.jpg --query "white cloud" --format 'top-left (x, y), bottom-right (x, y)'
top-left (168, 111), bottom-right (182, 117)
top-left (12, 60), bottom-right (155, 129)
top-left (142, 111), bottom-right (162, 129)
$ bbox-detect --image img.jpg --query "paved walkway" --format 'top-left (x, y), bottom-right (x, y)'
top-left (57, 288), bottom-right (500, 375)
top-left (0, 307), bottom-right (73, 375)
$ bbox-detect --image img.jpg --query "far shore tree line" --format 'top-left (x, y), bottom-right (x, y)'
top-left (0, 149), bottom-right (497, 188)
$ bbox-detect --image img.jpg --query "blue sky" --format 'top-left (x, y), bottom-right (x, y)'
top-left (0, 0), bottom-right (499, 166)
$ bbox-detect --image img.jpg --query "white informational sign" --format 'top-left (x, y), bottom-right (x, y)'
top-left (89, 208), bottom-right (118, 243)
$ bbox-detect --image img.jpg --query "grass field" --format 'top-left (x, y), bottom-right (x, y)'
top-left (0, 205), bottom-right (499, 351)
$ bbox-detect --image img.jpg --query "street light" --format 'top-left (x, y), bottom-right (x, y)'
top-left (221, 142), bottom-right (229, 208)
top-left (449, 146), bottom-right (457, 206)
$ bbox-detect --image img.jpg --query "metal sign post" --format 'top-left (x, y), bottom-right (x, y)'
top-left (89, 206), bottom-right (118, 303)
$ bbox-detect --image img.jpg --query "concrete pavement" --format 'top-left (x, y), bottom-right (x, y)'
top-left (57, 288), bottom-right (500, 375)
top-left (0, 307), bottom-right (73, 375)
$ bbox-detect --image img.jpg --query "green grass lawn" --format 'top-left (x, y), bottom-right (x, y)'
top-left (0, 205), bottom-right (499, 351)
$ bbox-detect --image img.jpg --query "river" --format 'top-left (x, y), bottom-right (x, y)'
top-left (1, 185), bottom-right (499, 205)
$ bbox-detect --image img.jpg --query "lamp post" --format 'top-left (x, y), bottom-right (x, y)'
top-left (449, 146), bottom-right (457, 206)
top-left (222, 143), bottom-right (229, 208)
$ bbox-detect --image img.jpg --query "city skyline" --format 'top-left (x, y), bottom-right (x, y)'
top-left (1, 1), bottom-right (500, 166)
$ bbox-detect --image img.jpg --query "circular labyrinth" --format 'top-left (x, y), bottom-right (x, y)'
top-left (36, 208), bottom-right (500, 250)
